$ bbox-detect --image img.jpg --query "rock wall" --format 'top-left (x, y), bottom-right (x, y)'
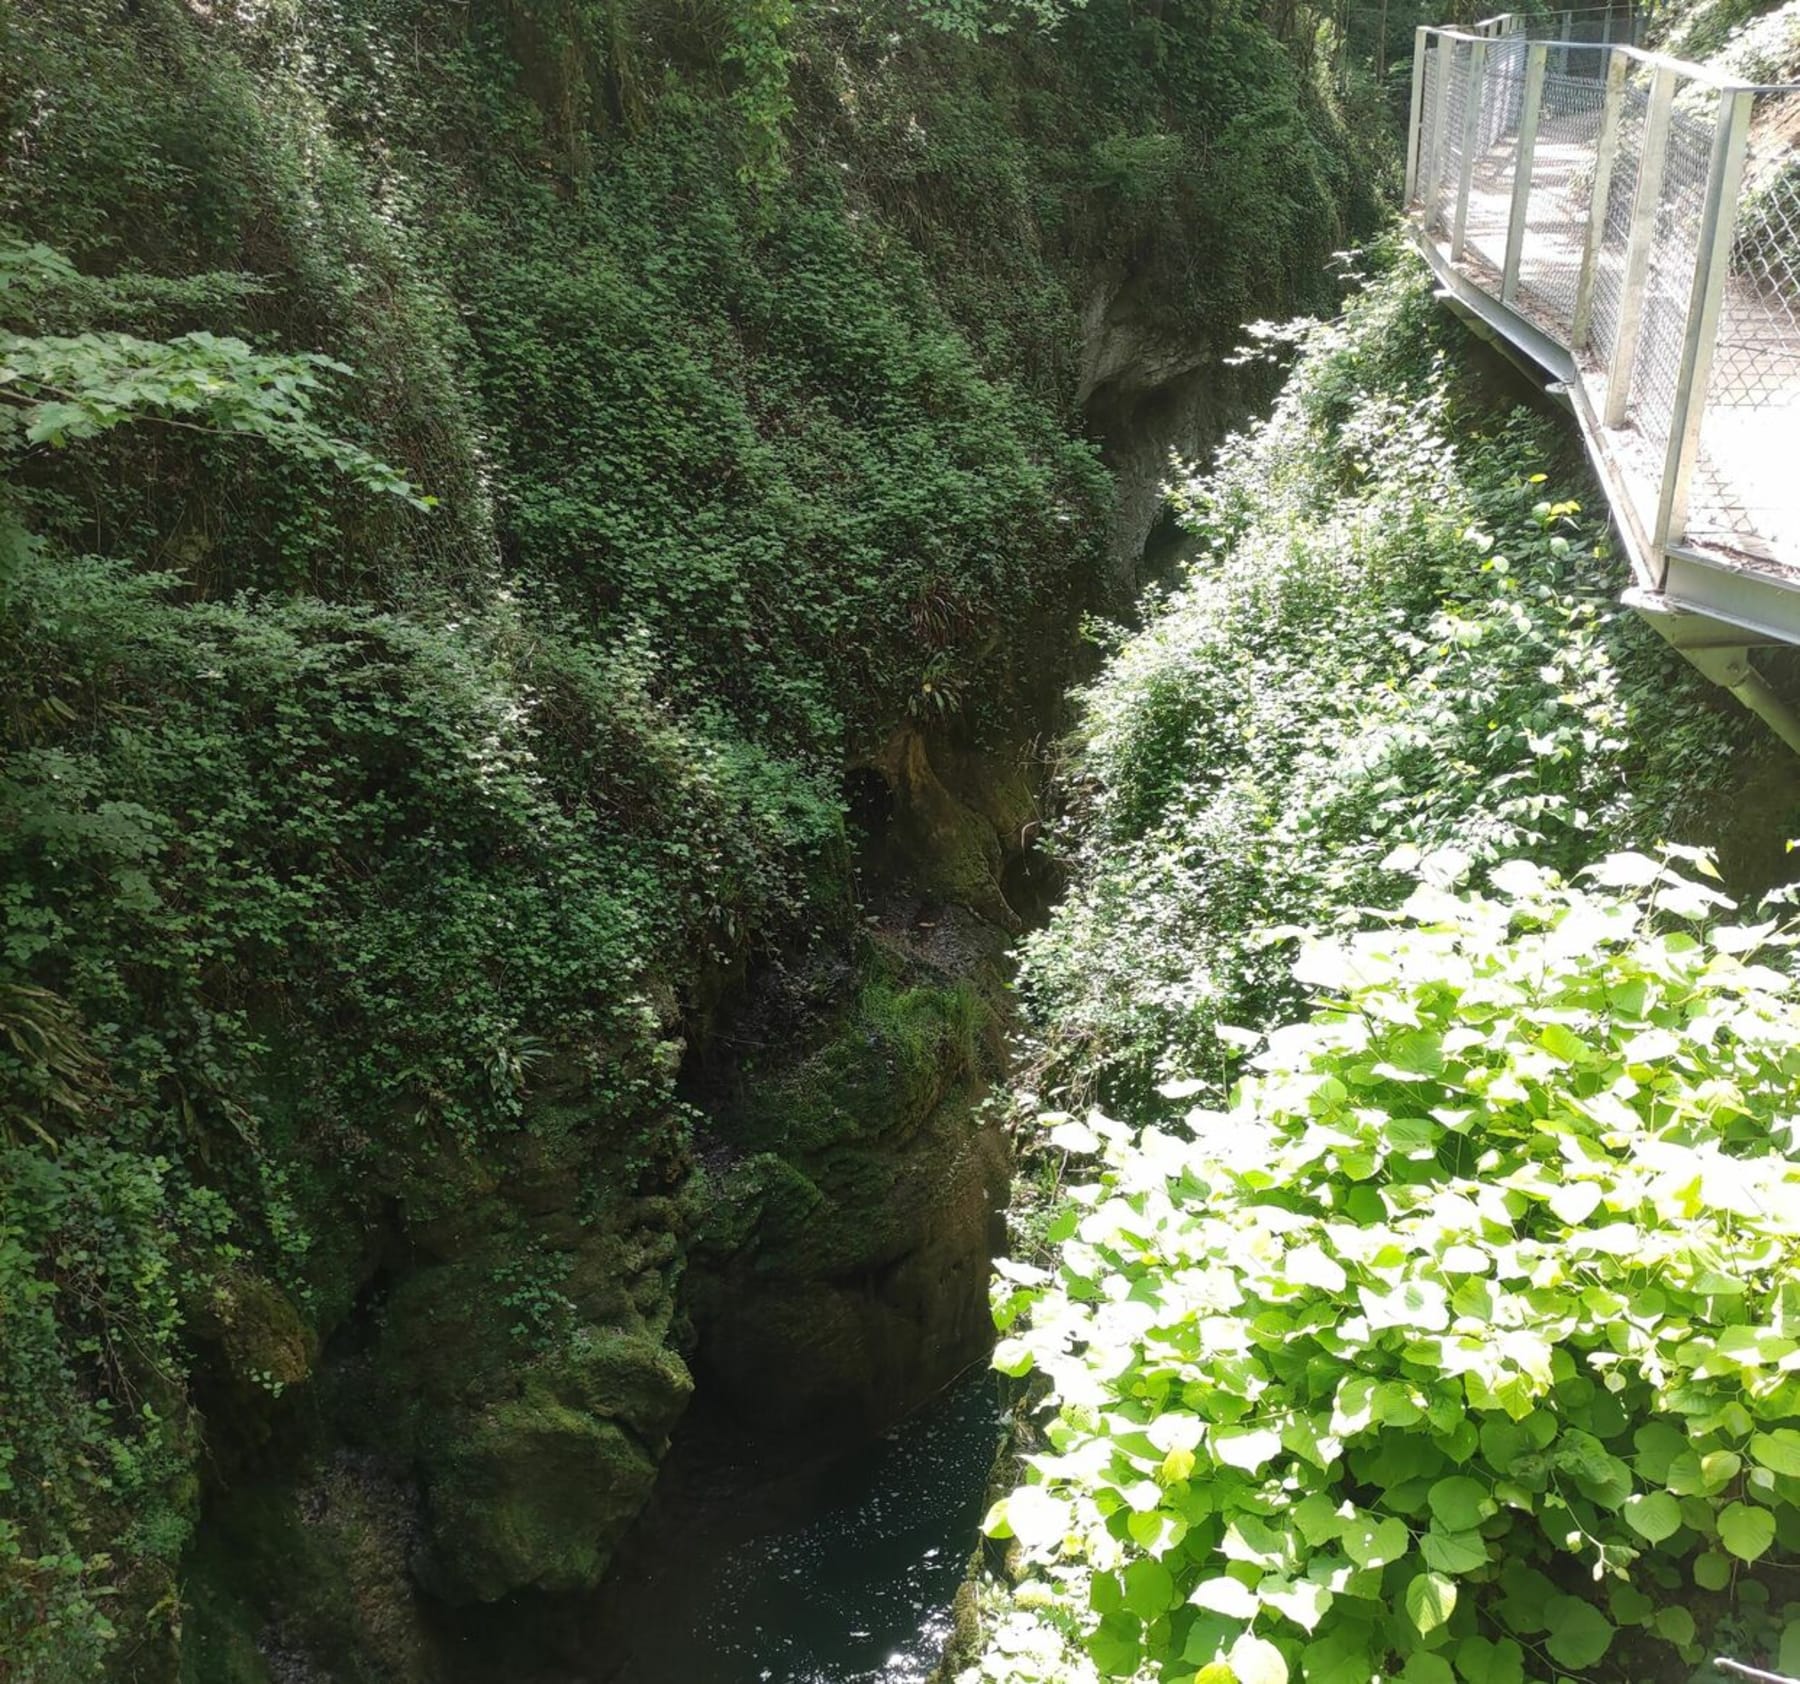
top-left (0, 3), bottom-right (1376, 1678)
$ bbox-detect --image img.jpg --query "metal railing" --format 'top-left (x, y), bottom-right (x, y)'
top-left (1405, 12), bottom-right (1800, 584)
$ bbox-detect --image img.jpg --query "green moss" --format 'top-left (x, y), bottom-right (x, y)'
top-left (179, 1565), bottom-right (273, 1684)
top-left (731, 972), bottom-right (987, 1158)
top-left (191, 1275), bottom-right (314, 1394)
top-left (422, 1334), bottom-right (693, 1602)
top-left (180, 1486), bottom-right (347, 1684)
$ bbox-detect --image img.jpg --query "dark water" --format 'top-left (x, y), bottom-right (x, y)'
top-left (604, 1368), bottom-right (1002, 1684)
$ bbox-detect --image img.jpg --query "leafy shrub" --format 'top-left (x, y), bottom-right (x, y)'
top-left (982, 852), bottom-right (1800, 1684)
top-left (907, 0), bottom-right (1088, 38)
top-left (1016, 252), bottom-right (1753, 1108)
top-left (0, 237), bottom-right (427, 506)
top-left (1658, 0), bottom-right (1800, 77)
top-left (1733, 157), bottom-right (1800, 295)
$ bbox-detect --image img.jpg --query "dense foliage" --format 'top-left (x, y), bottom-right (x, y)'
top-left (1015, 255), bottom-right (1763, 1109)
top-left (0, 0), bottom-right (1374, 1673)
top-left (987, 858), bottom-right (1800, 1684)
top-left (973, 253), bottom-right (1799, 1684)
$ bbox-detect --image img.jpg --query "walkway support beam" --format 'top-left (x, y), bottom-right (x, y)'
top-left (1654, 84), bottom-right (1754, 551)
top-left (1603, 64), bottom-right (1676, 427)
top-left (1452, 38), bottom-right (1490, 261)
top-left (1502, 42), bottom-right (1549, 306)
top-left (1680, 646), bottom-right (1800, 755)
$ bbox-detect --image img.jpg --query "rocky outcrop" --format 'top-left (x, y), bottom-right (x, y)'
top-left (1076, 267), bottom-right (1272, 595)
top-left (673, 729), bottom-right (1030, 1442)
top-left (684, 950), bottom-right (1012, 1438)
top-left (175, 728), bottom-right (1036, 1681)
top-left (421, 1331), bottom-right (692, 1602)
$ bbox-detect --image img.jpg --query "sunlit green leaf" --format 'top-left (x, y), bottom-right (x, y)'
top-left (1719, 1501), bottom-right (1776, 1562)
top-left (1405, 1571), bottom-right (1456, 1635)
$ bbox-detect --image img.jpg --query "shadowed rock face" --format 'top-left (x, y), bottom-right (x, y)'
top-left (678, 740), bottom-right (1024, 1444)
top-left (684, 1023), bottom-right (1012, 1439)
top-left (1079, 269), bottom-right (1253, 596)
top-left (176, 728), bottom-right (1031, 1681)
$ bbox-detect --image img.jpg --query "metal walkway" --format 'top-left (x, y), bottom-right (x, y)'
top-left (1405, 12), bottom-right (1800, 748)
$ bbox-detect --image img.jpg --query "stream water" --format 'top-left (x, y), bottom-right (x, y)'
top-left (598, 1366), bottom-right (1003, 1683)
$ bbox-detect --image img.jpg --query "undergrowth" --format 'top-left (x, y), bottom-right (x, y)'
top-left (972, 249), bottom-right (1800, 1684)
top-left (1015, 249), bottom-right (1759, 1115)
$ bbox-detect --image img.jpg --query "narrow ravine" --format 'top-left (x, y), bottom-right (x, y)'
top-left (0, 3), bottom-right (1386, 1678)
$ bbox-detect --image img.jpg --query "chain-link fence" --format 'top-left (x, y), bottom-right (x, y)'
top-left (1466, 39), bottom-right (1530, 276)
top-left (1694, 97), bottom-right (1800, 560)
top-left (1406, 15), bottom-right (1800, 574)
top-left (1423, 39), bottom-right (1474, 239)
top-left (1512, 68), bottom-right (1609, 331)
top-left (1585, 68), bottom-right (1651, 391)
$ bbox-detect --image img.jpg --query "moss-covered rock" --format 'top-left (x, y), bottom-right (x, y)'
top-left (872, 730), bottom-right (1021, 928)
top-left (684, 927), bottom-right (1011, 1436)
top-left (422, 1331), bottom-right (692, 1602)
top-left (190, 1273), bottom-right (315, 1396)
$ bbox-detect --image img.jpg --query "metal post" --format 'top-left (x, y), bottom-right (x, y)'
top-left (1423, 36), bottom-right (1456, 227)
top-left (1603, 64), bottom-right (1676, 427)
top-left (1572, 50), bottom-right (1629, 348)
top-left (1559, 8), bottom-right (1573, 75)
top-left (1451, 38), bottom-right (1490, 261)
top-left (1502, 42), bottom-right (1549, 304)
top-left (1406, 27), bottom-right (1430, 205)
top-left (1654, 84), bottom-right (1754, 551)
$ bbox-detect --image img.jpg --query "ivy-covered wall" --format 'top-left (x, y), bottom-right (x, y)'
top-left (0, 0), bottom-right (1376, 1675)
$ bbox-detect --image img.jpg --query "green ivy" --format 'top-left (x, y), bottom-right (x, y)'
top-left (723, 0), bottom-right (797, 189)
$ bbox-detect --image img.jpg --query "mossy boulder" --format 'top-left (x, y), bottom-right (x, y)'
top-left (189, 1272), bottom-right (314, 1395)
top-left (727, 972), bottom-right (986, 1160)
top-left (302, 1089), bottom-right (698, 1614)
top-left (690, 1103), bottom-right (1010, 1434)
top-left (421, 1332), bottom-right (693, 1602)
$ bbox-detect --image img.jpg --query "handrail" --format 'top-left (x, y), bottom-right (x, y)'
top-left (1419, 26), bottom-right (1797, 92)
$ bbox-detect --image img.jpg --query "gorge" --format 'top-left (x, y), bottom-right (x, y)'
top-left (0, 1), bottom-right (1371, 1677)
top-left (6, 1), bottom-right (1800, 1681)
